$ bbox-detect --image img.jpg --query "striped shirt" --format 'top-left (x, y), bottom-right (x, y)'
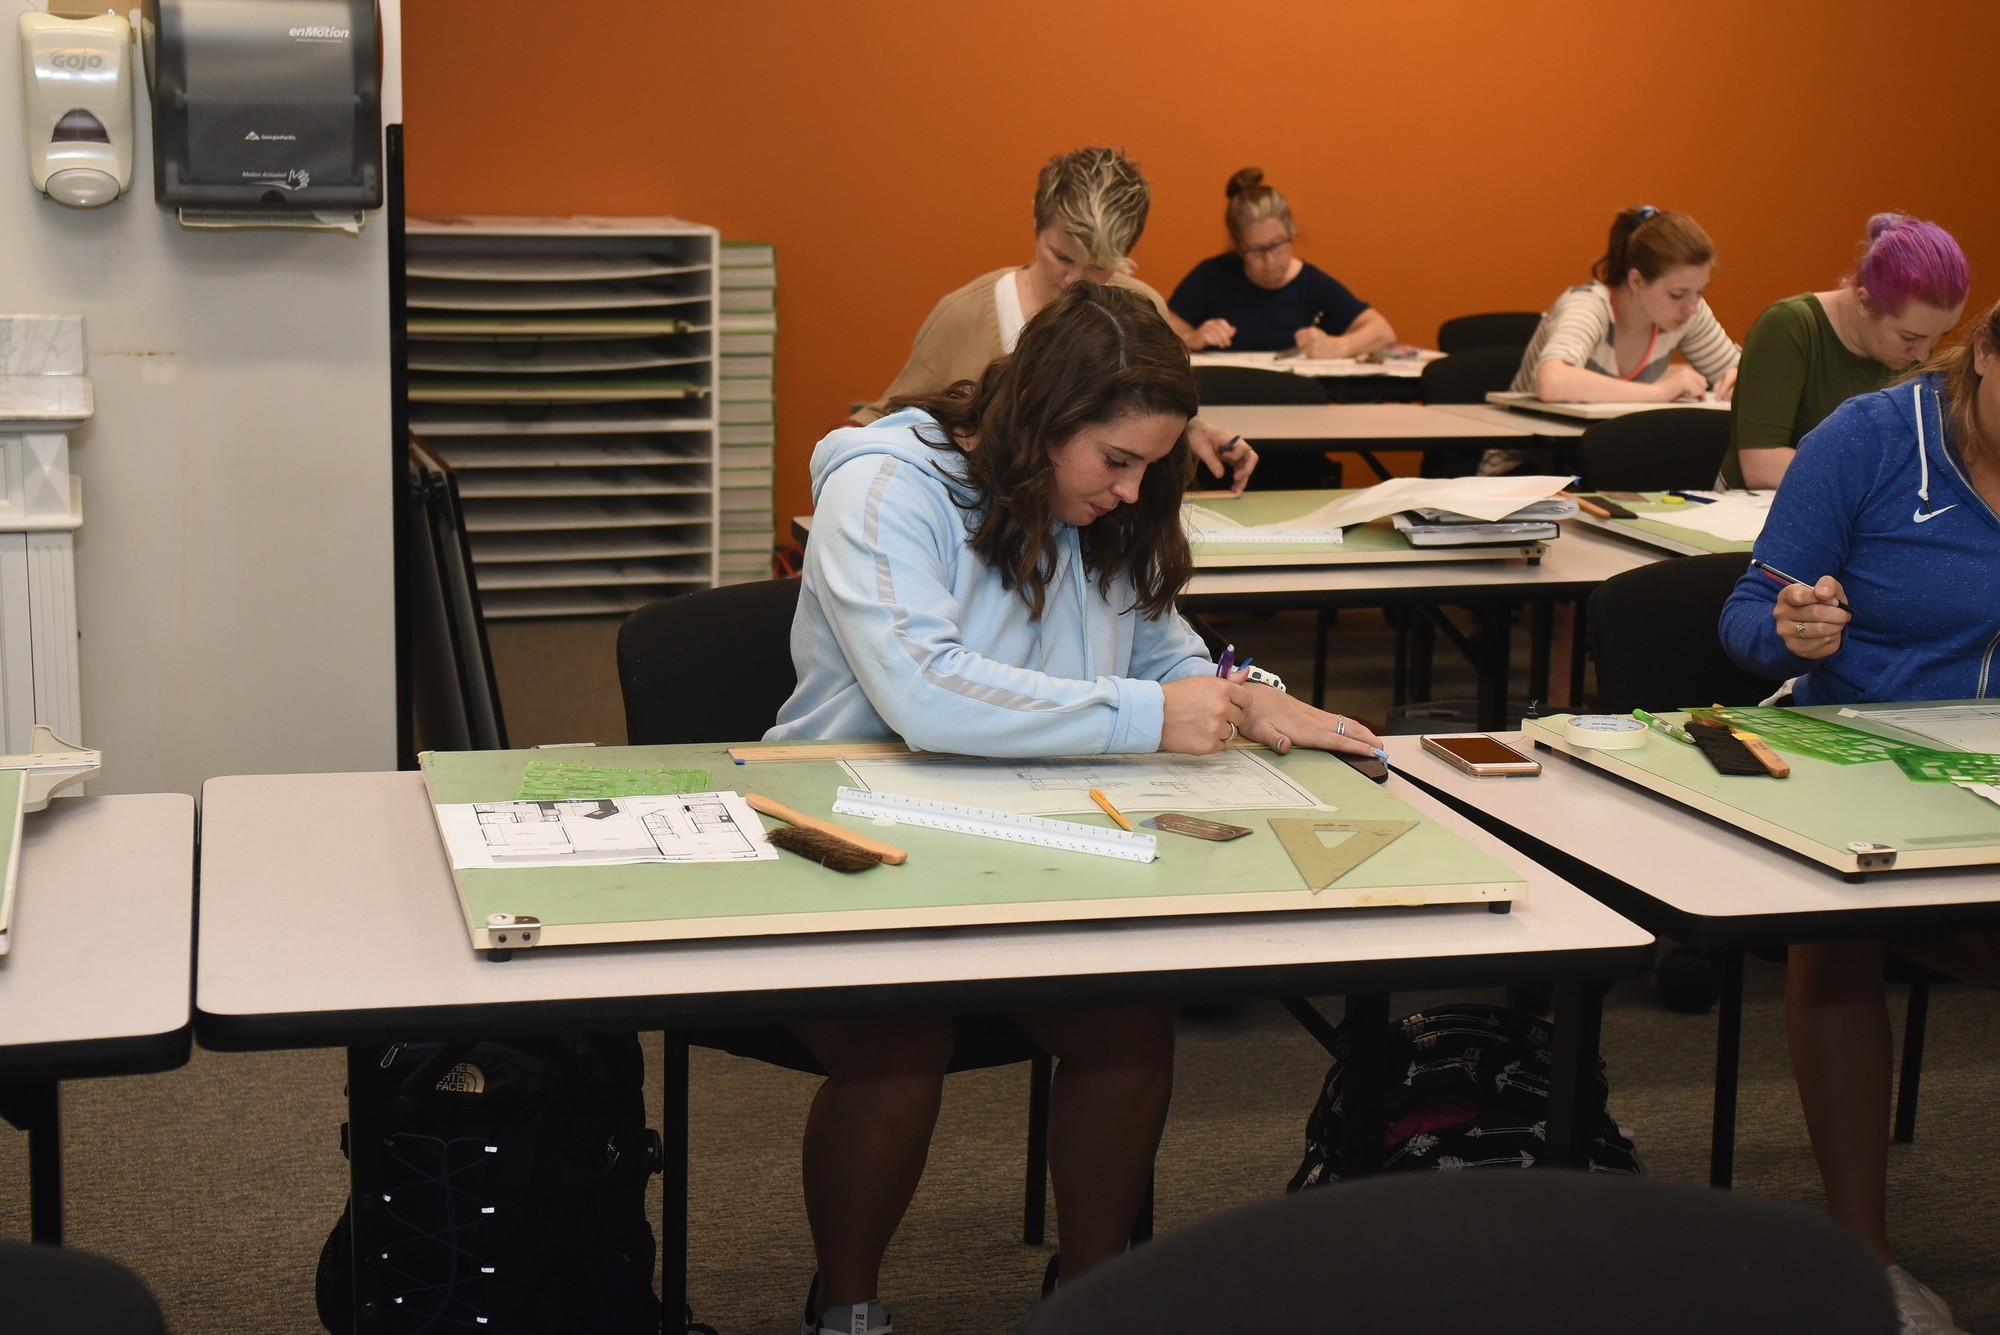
top-left (1509, 283), bottom-right (1739, 395)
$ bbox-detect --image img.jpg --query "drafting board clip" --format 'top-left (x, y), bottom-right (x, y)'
top-left (0, 724), bottom-right (103, 813)
top-left (485, 912), bottom-right (542, 958)
top-left (1271, 818), bottom-right (1418, 891)
top-left (1845, 841), bottom-right (1898, 872)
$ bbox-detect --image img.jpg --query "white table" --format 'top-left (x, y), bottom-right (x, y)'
top-left (196, 768), bottom-right (1653, 1325)
top-left (1383, 733), bottom-right (2000, 1186)
top-left (0, 793), bottom-right (195, 1242)
top-left (1200, 403), bottom-right (1540, 482)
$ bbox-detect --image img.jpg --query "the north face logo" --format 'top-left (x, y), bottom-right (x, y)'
top-left (435, 1062), bottom-right (486, 1094)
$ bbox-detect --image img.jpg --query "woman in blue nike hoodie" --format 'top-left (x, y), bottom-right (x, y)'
top-left (1721, 297), bottom-right (2000, 1329)
top-left (771, 282), bottom-right (1384, 1334)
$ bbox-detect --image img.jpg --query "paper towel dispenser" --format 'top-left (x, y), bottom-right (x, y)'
top-left (141, 0), bottom-right (381, 213)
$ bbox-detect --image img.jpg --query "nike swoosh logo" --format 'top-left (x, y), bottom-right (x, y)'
top-left (1914, 505), bottom-right (1958, 523)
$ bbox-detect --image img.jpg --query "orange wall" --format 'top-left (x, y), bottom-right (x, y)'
top-left (403, 1), bottom-right (2000, 533)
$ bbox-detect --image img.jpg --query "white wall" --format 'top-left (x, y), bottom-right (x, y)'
top-left (0, 1), bottom-right (403, 794)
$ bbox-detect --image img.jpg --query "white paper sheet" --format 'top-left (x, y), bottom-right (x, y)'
top-left (1637, 494), bottom-right (1771, 544)
top-left (434, 792), bottom-right (779, 869)
top-left (1957, 783), bottom-right (2000, 809)
top-left (1190, 349), bottom-right (1439, 378)
top-left (1183, 504), bottom-right (1343, 545)
top-left (838, 751), bottom-right (1325, 816)
top-left (1277, 475), bottom-right (1575, 529)
top-left (1843, 704), bottom-right (2000, 755)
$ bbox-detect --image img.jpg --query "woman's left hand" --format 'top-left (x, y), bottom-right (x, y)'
top-left (1714, 365), bottom-right (1739, 402)
top-left (1188, 417), bottom-right (1258, 494)
top-left (1237, 680), bottom-right (1383, 758)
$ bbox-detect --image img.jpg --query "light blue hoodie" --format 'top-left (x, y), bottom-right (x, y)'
top-left (766, 408), bottom-right (1214, 756)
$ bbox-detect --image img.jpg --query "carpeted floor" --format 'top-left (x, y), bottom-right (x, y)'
top-left (8, 607), bottom-right (1993, 1332)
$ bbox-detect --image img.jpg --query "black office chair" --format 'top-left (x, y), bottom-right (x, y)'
top-left (1191, 364), bottom-right (1327, 406)
top-left (1192, 365), bottom-right (1336, 489)
top-left (0, 1243), bottom-right (168, 1335)
top-left (1575, 406), bottom-right (1731, 491)
top-left (1418, 345), bottom-right (1524, 405)
top-left (1436, 311), bottom-right (1542, 354)
top-left (617, 578), bottom-right (1090, 1249)
top-left (1024, 1171), bottom-right (1896, 1335)
top-left (1588, 556), bottom-right (1934, 1154)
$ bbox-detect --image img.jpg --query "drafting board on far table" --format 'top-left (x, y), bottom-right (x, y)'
top-left (1568, 492), bottom-right (1763, 557)
top-left (418, 742), bottom-right (1530, 955)
top-left (1522, 706), bottom-right (2000, 876)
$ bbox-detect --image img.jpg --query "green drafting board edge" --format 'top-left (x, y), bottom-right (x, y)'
top-left (1521, 710), bottom-right (2000, 875)
top-left (418, 743), bottom-right (1528, 955)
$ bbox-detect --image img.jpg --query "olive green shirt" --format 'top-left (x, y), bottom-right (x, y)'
top-left (1722, 293), bottom-right (1890, 488)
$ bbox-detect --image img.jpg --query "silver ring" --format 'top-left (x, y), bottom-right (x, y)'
top-left (1335, 715), bottom-right (1349, 737)
top-left (1794, 622), bottom-right (1808, 636)
top-left (1226, 722), bottom-right (1237, 741)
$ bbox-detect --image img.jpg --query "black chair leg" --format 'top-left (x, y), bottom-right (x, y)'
top-left (1131, 1173), bottom-right (1155, 1244)
top-left (660, 1034), bottom-right (690, 1335)
top-left (1024, 1050), bottom-right (1052, 1245)
top-left (1710, 948), bottom-right (1745, 1189)
top-left (1894, 982), bottom-right (1930, 1145)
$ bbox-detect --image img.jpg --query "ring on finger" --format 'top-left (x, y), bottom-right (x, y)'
top-left (1794, 621), bottom-right (1808, 636)
top-left (1226, 721), bottom-right (1238, 742)
top-left (1335, 715), bottom-right (1349, 737)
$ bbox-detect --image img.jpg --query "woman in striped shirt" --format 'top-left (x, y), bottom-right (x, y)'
top-left (1511, 206), bottom-right (1741, 403)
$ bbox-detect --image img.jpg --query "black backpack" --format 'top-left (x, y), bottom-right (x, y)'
top-left (316, 1032), bottom-right (662, 1333)
top-left (1290, 1003), bottom-right (1639, 1188)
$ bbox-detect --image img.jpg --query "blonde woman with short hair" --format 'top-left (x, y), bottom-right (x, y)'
top-left (855, 147), bottom-right (1257, 491)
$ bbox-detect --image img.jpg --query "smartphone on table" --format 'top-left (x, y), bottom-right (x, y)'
top-left (1421, 733), bottom-right (1542, 777)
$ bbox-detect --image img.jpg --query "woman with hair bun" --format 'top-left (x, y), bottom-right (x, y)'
top-left (1511, 206), bottom-right (1741, 404)
top-left (1725, 214), bottom-right (1969, 489)
top-left (1165, 168), bottom-right (1395, 356)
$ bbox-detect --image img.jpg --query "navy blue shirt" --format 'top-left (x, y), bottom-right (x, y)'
top-left (1168, 254), bottom-right (1369, 352)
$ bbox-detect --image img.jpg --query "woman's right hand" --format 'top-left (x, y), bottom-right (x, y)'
top-left (1773, 576), bottom-right (1849, 659)
top-left (1160, 676), bottom-right (1251, 754)
top-left (1186, 318), bottom-right (1236, 350)
top-left (1654, 364), bottom-right (1709, 402)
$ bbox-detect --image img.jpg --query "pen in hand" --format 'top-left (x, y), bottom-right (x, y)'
top-left (1751, 559), bottom-right (1853, 614)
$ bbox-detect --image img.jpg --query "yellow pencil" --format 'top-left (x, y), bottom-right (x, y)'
top-left (1088, 788), bottom-right (1133, 831)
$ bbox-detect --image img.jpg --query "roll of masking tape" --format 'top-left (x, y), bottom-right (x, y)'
top-left (1565, 714), bottom-right (1648, 751)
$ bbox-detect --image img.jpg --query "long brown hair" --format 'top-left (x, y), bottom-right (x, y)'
top-left (1592, 206), bottom-right (1715, 286)
top-left (886, 283), bottom-right (1198, 621)
top-left (1897, 296), bottom-right (2000, 465)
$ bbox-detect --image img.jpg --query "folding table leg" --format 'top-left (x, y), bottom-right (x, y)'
top-left (660, 1033), bottom-right (691, 1334)
top-left (1548, 980), bottom-right (1607, 1166)
top-left (1710, 949), bottom-right (1745, 1189)
top-left (0, 1082), bottom-right (63, 1244)
top-left (1337, 994), bottom-right (1390, 1177)
top-left (1472, 603), bottom-right (1512, 731)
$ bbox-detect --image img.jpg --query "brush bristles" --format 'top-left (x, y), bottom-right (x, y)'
top-left (767, 825), bottom-right (883, 873)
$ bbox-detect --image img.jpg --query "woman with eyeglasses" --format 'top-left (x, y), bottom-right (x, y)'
top-left (1723, 214), bottom-right (1968, 490)
top-left (1164, 168), bottom-right (1395, 357)
top-left (854, 146), bottom-right (1257, 492)
top-left (1719, 296), bottom-right (2000, 1335)
top-left (1511, 205), bottom-right (1740, 404)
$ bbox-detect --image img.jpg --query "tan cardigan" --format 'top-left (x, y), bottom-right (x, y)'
top-left (856, 267), bottom-right (1171, 422)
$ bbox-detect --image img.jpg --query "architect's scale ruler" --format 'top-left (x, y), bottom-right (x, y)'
top-left (830, 787), bottom-right (1159, 863)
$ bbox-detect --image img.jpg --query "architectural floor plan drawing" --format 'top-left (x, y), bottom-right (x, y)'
top-left (432, 792), bottom-right (778, 870)
top-left (839, 751), bottom-right (1324, 816)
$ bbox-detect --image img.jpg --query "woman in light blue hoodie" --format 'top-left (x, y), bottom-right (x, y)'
top-left (773, 283), bottom-right (1384, 1334)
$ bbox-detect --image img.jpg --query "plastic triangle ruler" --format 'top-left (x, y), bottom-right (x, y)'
top-left (830, 787), bottom-right (1158, 863)
top-left (1270, 818), bottom-right (1417, 890)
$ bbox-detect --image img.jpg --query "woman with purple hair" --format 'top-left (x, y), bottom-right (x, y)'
top-left (1724, 214), bottom-right (1968, 489)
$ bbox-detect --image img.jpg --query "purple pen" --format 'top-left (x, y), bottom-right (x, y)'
top-left (1215, 644), bottom-right (1235, 678)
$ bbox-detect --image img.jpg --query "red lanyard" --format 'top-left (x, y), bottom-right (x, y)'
top-left (1605, 284), bottom-right (1658, 380)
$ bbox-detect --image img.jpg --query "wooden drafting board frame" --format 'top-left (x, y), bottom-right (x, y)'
top-left (1521, 709), bottom-right (2000, 876)
top-left (0, 770), bottom-right (20, 956)
top-left (418, 742), bottom-right (1527, 956)
top-left (1186, 489), bottom-right (1547, 569)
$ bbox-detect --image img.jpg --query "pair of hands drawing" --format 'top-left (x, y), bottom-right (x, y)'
top-left (1160, 671), bottom-right (1383, 758)
top-left (1775, 576), bottom-right (1849, 660)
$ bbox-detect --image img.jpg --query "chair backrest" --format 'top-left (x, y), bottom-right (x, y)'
top-left (1022, 1171), bottom-right (1896, 1335)
top-left (617, 578), bottom-right (802, 744)
top-left (1419, 346), bottom-right (1525, 405)
top-left (1193, 365), bottom-right (1329, 406)
top-left (1589, 553), bottom-right (1779, 712)
top-left (1575, 407), bottom-right (1731, 491)
top-left (1437, 311), bottom-right (1542, 354)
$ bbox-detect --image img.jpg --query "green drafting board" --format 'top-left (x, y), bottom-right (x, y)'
top-left (1572, 493), bottom-right (1757, 556)
top-left (1521, 705), bottom-right (2000, 875)
top-left (418, 742), bottom-right (1528, 954)
top-left (0, 770), bottom-right (20, 956)
top-left (1185, 490), bottom-right (1543, 569)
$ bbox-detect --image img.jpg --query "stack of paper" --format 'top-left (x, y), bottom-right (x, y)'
top-left (717, 241), bottom-right (777, 584)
